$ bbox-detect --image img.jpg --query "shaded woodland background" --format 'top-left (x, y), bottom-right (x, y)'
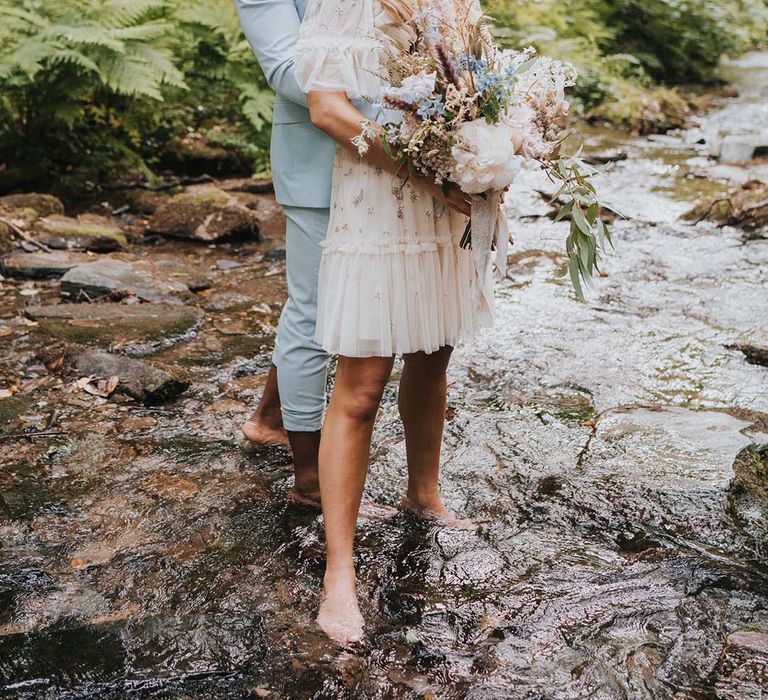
top-left (1, 0), bottom-right (766, 201)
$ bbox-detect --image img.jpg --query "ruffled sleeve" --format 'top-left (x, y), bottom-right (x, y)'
top-left (295, 0), bottom-right (382, 100)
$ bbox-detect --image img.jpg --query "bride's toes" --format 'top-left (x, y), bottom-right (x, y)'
top-left (317, 594), bottom-right (365, 645)
top-left (398, 497), bottom-right (476, 530)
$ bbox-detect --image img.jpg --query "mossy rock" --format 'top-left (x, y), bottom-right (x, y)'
top-left (35, 214), bottom-right (128, 252)
top-left (147, 186), bottom-right (262, 242)
top-left (160, 137), bottom-right (253, 178)
top-left (0, 220), bottom-right (11, 255)
top-left (0, 193), bottom-right (64, 219)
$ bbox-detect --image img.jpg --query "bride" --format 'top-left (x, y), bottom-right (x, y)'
top-left (294, 0), bottom-right (496, 644)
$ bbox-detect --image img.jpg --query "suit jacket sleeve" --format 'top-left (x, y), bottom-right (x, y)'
top-left (234, 0), bottom-right (308, 108)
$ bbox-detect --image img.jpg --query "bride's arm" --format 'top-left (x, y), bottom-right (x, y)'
top-left (308, 91), bottom-right (471, 217)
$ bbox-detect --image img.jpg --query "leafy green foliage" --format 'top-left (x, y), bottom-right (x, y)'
top-left (484, 0), bottom-right (768, 131)
top-left (0, 0), bottom-right (272, 192)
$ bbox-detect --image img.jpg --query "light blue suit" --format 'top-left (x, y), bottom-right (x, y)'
top-left (235, 0), bottom-right (334, 431)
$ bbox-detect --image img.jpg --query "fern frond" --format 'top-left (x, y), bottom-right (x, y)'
top-left (132, 44), bottom-right (187, 89)
top-left (102, 0), bottom-right (169, 28)
top-left (100, 53), bottom-right (164, 99)
top-left (43, 25), bottom-right (126, 54)
top-left (49, 49), bottom-right (103, 77)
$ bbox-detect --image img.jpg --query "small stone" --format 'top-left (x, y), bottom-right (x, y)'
top-left (216, 259), bottom-right (244, 270)
top-left (35, 214), bottom-right (127, 252)
top-left (60, 258), bottom-right (194, 304)
top-left (726, 630), bottom-right (768, 656)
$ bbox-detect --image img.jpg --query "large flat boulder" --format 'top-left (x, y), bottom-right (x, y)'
top-left (147, 187), bottom-right (262, 242)
top-left (60, 258), bottom-right (195, 304)
top-left (72, 349), bottom-right (189, 404)
top-left (1, 250), bottom-right (92, 278)
top-left (25, 303), bottom-right (203, 349)
top-left (35, 214), bottom-right (127, 252)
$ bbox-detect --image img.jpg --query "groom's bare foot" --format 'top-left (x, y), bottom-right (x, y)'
top-left (317, 566), bottom-right (365, 645)
top-left (398, 496), bottom-right (476, 530)
top-left (287, 488), bottom-right (322, 509)
top-left (241, 411), bottom-right (289, 447)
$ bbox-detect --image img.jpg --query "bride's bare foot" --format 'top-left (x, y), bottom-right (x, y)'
top-left (398, 496), bottom-right (476, 530)
top-left (317, 566), bottom-right (365, 645)
top-left (241, 411), bottom-right (289, 447)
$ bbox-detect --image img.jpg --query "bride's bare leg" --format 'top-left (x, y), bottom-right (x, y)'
top-left (397, 346), bottom-right (469, 524)
top-left (317, 354), bottom-right (395, 643)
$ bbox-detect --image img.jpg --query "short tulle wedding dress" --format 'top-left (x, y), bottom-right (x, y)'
top-left (295, 0), bottom-right (495, 359)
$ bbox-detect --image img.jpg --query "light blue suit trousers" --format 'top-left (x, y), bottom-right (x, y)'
top-left (235, 0), bottom-right (333, 430)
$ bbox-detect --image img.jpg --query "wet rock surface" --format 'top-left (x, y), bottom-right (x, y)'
top-left (0, 53), bottom-right (767, 700)
top-left (60, 258), bottom-right (195, 304)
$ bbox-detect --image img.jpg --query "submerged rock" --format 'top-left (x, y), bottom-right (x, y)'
top-left (72, 349), bottom-right (189, 404)
top-left (25, 302), bottom-right (203, 350)
top-left (0, 193), bottom-right (64, 219)
top-left (728, 343), bottom-right (768, 367)
top-left (35, 214), bottom-right (127, 252)
top-left (60, 258), bottom-right (195, 304)
top-left (147, 187), bottom-right (263, 242)
top-left (683, 180), bottom-right (768, 232)
top-left (1, 250), bottom-right (92, 278)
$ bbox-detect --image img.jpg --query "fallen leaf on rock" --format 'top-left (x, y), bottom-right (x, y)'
top-left (0, 385), bottom-right (20, 398)
top-left (76, 374), bottom-right (121, 398)
top-left (45, 353), bottom-right (66, 372)
top-left (0, 326), bottom-right (13, 337)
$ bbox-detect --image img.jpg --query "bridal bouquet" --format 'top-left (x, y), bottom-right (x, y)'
top-left (354, 1), bottom-right (612, 301)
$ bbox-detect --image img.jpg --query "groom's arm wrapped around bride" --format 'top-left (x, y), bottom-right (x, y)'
top-left (234, 0), bottom-right (335, 209)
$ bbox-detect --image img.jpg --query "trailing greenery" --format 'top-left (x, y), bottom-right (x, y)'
top-left (0, 0), bottom-right (766, 193)
top-left (0, 0), bottom-right (272, 193)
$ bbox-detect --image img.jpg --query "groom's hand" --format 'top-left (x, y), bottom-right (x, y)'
top-left (424, 180), bottom-right (471, 217)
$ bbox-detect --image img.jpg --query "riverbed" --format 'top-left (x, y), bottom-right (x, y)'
top-left (1, 56), bottom-right (767, 699)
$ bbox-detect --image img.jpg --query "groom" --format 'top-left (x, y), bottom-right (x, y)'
top-left (235, 0), bottom-right (335, 506)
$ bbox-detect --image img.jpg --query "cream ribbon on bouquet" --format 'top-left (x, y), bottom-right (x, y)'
top-left (460, 190), bottom-right (510, 315)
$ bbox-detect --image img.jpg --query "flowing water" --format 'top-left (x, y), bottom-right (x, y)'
top-left (1, 56), bottom-right (767, 699)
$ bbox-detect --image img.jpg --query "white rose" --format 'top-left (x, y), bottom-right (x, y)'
top-left (502, 103), bottom-right (548, 158)
top-left (450, 119), bottom-right (524, 194)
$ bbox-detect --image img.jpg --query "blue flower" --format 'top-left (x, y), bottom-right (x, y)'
top-left (416, 94), bottom-right (446, 118)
